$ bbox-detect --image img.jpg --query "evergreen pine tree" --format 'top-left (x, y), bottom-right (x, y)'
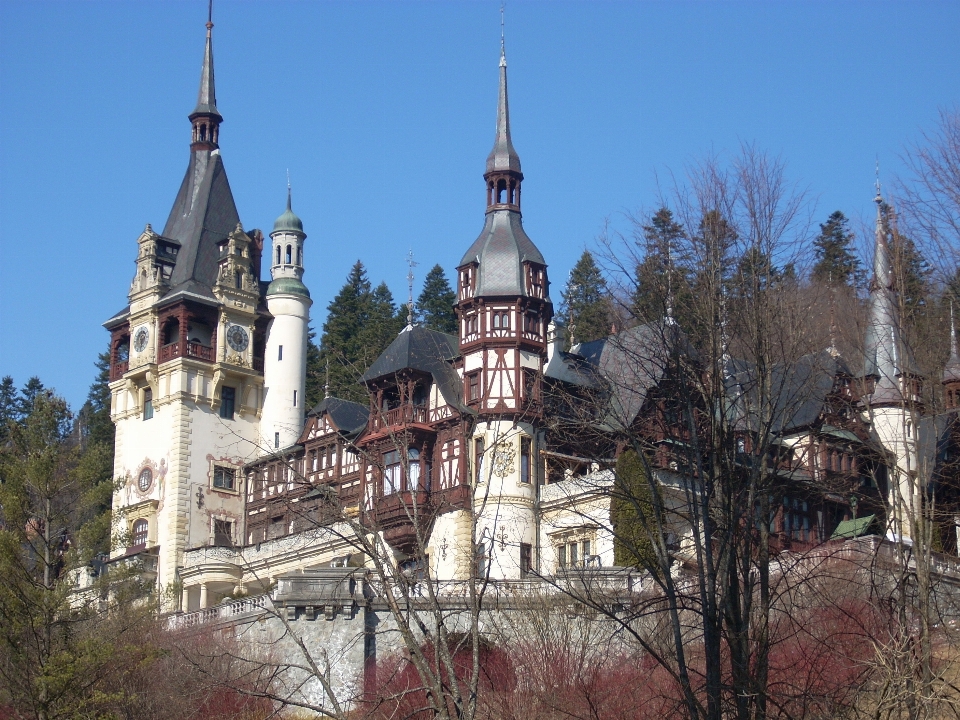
top-left (78, 351), bottom-right (114, 448)
top-left (633, 208), bottom-right (687, 323)
top-left (811, 211), bottom-right (862, 288)
top-left (0, 376), bottom-right (16, 441)
top-left (559, 250), bottom-right (611, 344)
top-left (304, 328), bottom-right (324, 410)
top-left (318, 261), bottom-right (372, 404)
top-left (15, 377), bottom-right (46, 421)
top-left (358, 281), bottom-right (405, 369)
top-left (415, 265), bottom-right (457, 334)
top-left (316, 262), bottom-right (405, 403)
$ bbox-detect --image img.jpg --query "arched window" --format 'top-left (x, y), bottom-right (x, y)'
top-left (235, 270), bottom-right (242, 289)
top-left (285, 245), bottom-right (292, 264)
top-left (496, 178), bottom-right (506, 204)
top-left (132, 519), bottom-right (148, 547)
top-left (276, 246), bottom-right (281, 265)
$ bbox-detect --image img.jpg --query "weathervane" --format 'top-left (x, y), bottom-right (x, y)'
top-left (406, 250), bottom-right (418, 327)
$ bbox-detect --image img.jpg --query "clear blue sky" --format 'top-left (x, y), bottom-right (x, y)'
top-left (1, 1), bottom-right (958, 410)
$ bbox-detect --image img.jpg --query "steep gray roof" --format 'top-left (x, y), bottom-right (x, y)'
top-left (459, 209), bottom-right (546, 297)
top-left (944, 311), bottom-right (960, 384)
top-left (191, 23), bottom-right (220, 120)
top-left (863, 197), bottom-right (920, 403)
top-left (550, 322), bottom-right (684, 431)
top-left (308, 397), bottom-right (369, 436)
top-left (361, 326), bottom-right (465, 409)
top-left (161, 149), bottom-right (240, 290)
top-left (485, 50), bottom-right (521, 175)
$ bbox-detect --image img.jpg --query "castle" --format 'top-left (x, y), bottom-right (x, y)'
top-left (104, 18), bottom-right (960, 614)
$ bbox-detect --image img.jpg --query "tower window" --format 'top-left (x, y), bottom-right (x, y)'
top-left (143, 389), bottom-right (154, 420)
top-left (220, 387), bottom-right (236, 420)
top-left (285, 245), bottom-right (292, 264)
top-left (213, 466), bottom-right (235, 490)
top-left (520, 543), bottom-right (532, 577)
top-left (383, 450), bottom-right (401, 495)
top-left (476, 542), bottom-right (488, 578)
top-left (293, 390), bottom-right (298, 407)
top-left (132, 519), bottom-right (148, 548)
top-left (474, 437), bottom-right (485, 483)
top-left (235, 270), bottom-right (242, 289)
top-left (278, 345), bottom-right (283, 361)
top-left (213, 519), bottom-right (233, 547)
top-left (276, 246), bottom-right (281, 265)
top-left (520, 438), bottom-right (531, 484)
top-left (275, 432), bottom-right (280, 449)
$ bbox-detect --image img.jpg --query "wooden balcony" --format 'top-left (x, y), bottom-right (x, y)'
top-left (368, 404), bottom-right (428, 433)
top-left (158, 341), bottom-right (215, 364)
top-left (374, 490), bottom-right (432, 527)
top-left (109, 360), bottom-right (129, 381)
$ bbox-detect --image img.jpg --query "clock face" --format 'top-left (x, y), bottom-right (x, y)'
top-left (226, 325), bottom-right (249, 352)
top-left (138, 467), bottom-right (153, 492)
top-left (133, 326), bottom-right (149, 353)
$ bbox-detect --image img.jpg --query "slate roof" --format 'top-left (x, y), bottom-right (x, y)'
top-left (549, 322), bottom-right (686, 431)
top-left (360, 326), bottom-right (465, 409)
top-left (485, 51), bottom-right (521, 176)
top-left (308, 397), bottom-right (369, 436)
top-left (161, 149), bottom-right (240, 291)
top-left (459, 209), bottom-right (546, 298)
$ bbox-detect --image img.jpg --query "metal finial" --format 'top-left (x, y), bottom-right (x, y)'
top-left (324, 356), bottom-right (330, 398)
top-left (500, 2), bottom-right (506, 66)
top-left (951, 301), bottom-right (959, 358)
top-left (875, 158), bottom-right (882, 202)
top-left (285, 170), bottom-right (292, 210)
top-left (207, 0), bottom-right (213, 32)
top-left (406, 250), bottom-right (418, 328)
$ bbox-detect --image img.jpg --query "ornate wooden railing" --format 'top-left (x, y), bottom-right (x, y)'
top-left (159, 341), bottom-right (215, 364)
top-left (109, 360), bottom-right (129, 381)
top-left (369, 404), bottom-right (428, 432)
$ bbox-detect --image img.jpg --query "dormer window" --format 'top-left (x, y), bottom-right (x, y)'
top-left (526, 264), bottom-right (545, 298)
top-left (459, 266), bottom-right (476, 300)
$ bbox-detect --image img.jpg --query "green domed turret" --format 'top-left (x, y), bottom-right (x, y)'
top-left (266, 276), bottom-right (310, 298)
top-left (273, 188), bottom-right (304, 234)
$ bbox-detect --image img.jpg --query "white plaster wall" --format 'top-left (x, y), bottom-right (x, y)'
top-left (472, 421), bottom-right (537, 579)
top-left (262, 293), bottom-right (310, 453)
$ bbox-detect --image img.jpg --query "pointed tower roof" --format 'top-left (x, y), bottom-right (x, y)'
top-left (944, 304), bottom-right (960, 384)
top-left (485, 44), bottom-right (522, 175)
top-left (863, 190), bottom-right (920, 404)
top-left (459, 40), bottom-right (547, 299)
top-left (160, 13), bottom-right (240, 296)
top-left (273, 186), bottom-right (304, 235)
top-left (190, 18), bottom-right (221, 121)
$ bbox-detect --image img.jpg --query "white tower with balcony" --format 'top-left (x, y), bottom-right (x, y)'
top-left (261, 189), bottom-right (312, 454)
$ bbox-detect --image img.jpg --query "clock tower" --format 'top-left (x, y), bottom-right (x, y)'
top-left (104, 16), bottom-right (265, 604)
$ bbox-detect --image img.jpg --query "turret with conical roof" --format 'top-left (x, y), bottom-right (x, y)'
top-left (944, 305), bottom-right (960, 410)
top-left (457, 41), bottom-right (550, 304)
top-left (862, 191), bottom-right (921, 407)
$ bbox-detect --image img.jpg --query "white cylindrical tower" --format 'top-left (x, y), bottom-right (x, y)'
top-left (473, 420), bottom-right (538, 580)
top-left (261, 190), bottom-right (311, 454)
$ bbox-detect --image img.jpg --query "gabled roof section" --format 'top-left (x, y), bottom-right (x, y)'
top-left (361, 326), bottom-right (464, 409)
top-left (307, 396), bottom-right (369, 436)
top-left (161, 149), bottom-right (241, 290)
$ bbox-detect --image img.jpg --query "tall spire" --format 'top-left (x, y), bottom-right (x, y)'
top-left (485, 9), bottom-right (522, 183)
top-left (944, 302), bottom-right (960, 386)
top-left (189, 2), bottom-right (222, 150)
top-left (863, 187), bottom-right (920, 404)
